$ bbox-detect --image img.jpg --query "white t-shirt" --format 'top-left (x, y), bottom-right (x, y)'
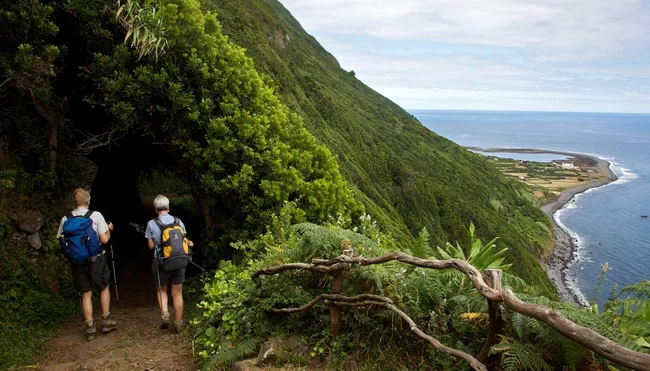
top-left (57, 208), bottom-right (109, 238)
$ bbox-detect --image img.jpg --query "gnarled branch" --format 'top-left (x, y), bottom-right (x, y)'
top-left (256, 252), bottom-right (650, 371)
top-left (478, 269), bottom-right (504, 364)
top-left (271, 294), bottom-right (392, 314)
top-left (251, 262), bottom-right (349, 281)
top-left (275, 294), bottom-right (487, 371)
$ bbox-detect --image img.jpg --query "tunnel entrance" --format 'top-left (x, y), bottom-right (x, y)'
top-left (86, 138), bottom-right (204, 307)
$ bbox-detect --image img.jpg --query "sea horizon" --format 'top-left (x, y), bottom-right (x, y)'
top-left (408, 108), bottom-right (650, 116)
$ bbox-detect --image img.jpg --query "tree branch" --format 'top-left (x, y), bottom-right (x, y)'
top-left (259, 252), bottom-right (650, 371)
top-left (270, 294), bottom-right (392, 314)
top-left (313, 253), bottom-right (501, 301)
top-left (478, 269), bottom-right (504, 364)
top-left (274, 294), bottom-right (487, 371)
top-left (251, 262), bottom-right (349, 281)
top-left (500, 288), bottom-right (650, 371)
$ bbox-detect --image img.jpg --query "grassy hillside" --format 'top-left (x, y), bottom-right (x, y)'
top-left (205, 0), bottom-right (556, 294)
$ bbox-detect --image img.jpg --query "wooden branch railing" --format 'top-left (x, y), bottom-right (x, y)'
top-left (478, 269), bottom-right (504, 364)
top-left (273, 294), bottom-right (487, 371)
top-left (253, 251), bottom-right (650, 371)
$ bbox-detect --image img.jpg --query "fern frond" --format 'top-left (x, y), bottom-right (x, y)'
top-left (291, 222), bottom-right (379, 261)
top-left (509, 311), bottom-right (540, 339)
top-left (210, 337), bottom-right (259, 366)
top-left (492, 338), bottom-right (552, 371)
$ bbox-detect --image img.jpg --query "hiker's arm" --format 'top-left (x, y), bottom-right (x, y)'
top-left (148, 238), bottom-right (155, 250)
top-left (100, 232), bottom-right (110, 245)
top-left (56, 217), bottom-right (65, 239)
top-left (186, 238), bottom-right (194, 247)
top-left (98, 220), bottom-right (112, 245)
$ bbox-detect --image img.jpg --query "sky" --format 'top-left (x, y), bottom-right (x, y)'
top-left (278, 0), bottom-right (650, 113)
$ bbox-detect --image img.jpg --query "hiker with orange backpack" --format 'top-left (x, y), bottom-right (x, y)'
top-left (145, 195), bottom-right (193, 333)
top-left (58, 188), bottom-right (118, 341)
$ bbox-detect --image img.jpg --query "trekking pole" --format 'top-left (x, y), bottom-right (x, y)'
top-left (109, 243), bottom-right (119, 303)
top-left (187, 241), bottom-right (207, 273)
top-left (155, 256), bottom-right (164, 317)
top-left (189, 259), bottom-right (207, 272)
top-left (79, 294), bottom-right (84, 322)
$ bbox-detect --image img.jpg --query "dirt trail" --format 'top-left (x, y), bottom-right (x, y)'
top-left (37, 269), bottom-right (197, 371)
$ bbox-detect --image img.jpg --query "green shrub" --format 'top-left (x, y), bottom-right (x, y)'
top-left (0, 214), bottom-right (76, 367)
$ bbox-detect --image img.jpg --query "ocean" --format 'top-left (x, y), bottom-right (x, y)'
top-left (411, 110), bottom-right (650, 306)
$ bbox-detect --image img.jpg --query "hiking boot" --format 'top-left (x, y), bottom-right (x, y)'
top-left (86, 321), bottom-right (96, 341)
top-left (173, 319), bottom-right (185, 334)
top-left (160, 312), bottom-right (170, 330)
top-left (101, 313), bottom-right (117, 333)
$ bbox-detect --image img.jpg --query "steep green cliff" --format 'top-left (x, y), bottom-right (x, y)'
top-left (206, 0), bottom-right (555, 293)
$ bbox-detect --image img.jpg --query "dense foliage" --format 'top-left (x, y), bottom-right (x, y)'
top-left (202, 0), bottom-right (556, 294)
top-left (81, 0), bottom-right (362, 245)
top-left (6, 0), bottom-right (647, 369)
top-left (193, 207), bottom-right (648, 370)
top-left (2, 0), bottom-right (361, 248)
top-left (1, 0), bottom-right (358, 365)
top-left (0, 211), bottom-right (76, 367)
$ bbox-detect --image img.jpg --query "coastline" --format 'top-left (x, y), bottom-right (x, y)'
top-left (470, 147), bottom-right (618, 303)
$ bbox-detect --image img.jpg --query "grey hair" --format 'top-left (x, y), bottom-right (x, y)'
top-left (153, 195), bottom-right (170, 211)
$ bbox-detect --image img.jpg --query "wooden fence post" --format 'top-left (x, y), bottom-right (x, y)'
top-left (478, 269), bottom-right (504, 363)
top-left (331, 240), bottom-right (352, 339)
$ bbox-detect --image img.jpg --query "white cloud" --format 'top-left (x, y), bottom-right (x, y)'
top-left (278, 0), bottom-right (650, 112)
top-left (281, 0), bottom-right (649, 59)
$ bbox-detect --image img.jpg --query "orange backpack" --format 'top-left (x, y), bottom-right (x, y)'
top-left (154, 217), bottom-right (190, 271)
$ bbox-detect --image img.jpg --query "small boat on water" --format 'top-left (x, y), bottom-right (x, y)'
top-left (642, 215), bottom-right (648, 219)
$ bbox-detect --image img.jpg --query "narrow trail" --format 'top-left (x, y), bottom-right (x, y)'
top-left (38, 267), bottom-right (197, 371)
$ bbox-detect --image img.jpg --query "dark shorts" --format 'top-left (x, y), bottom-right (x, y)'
top-left (71, 253), bottom-right (110, 293)
top-left (151, 259), bottom-right (185, 287)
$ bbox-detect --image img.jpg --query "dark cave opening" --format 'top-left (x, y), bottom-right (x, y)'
top-left (85, 138), bottom-right (204, 306)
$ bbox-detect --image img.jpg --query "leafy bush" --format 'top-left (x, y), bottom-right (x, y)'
top-left (192, 205), bottom-right (649, 370)
top-left (83, 0), bottom-right (363, 245)
top-left (0, 214), bottom-right (76, 367)
top-left (193, 207), bottom-right (408, 368)
top-left (602, 280), bottom-right (650, 351)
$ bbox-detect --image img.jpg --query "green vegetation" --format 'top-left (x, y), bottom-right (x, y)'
top-left (86, 0), bottom-right (362, 245)
top-left (0, 215), bottom-right (76, 367)
top-left (2, 0), bottom-right (360, 246)
top-left (4, 0), bottom-right (647, 369)
top-left (193, 205), bottom-right (648, 370)
top-left (203, 0), bottom-right (556, 294)
top-left (0, 0), bottom-right (355, 364)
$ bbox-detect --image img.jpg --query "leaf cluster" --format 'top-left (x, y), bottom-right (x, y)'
top-left (82, 0), bottom-right (363, 246)
top-left (0, 214), bottom-right (76, 367)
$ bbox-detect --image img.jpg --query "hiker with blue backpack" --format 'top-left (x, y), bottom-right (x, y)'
top-left (57, 188), bottom-right (118, 341)
top-left (145, 195), bottom-right (193, 333)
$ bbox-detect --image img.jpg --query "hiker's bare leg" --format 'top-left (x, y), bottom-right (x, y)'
top-left (100, 286), bottom-right (111, 316)
top-left (171, 284), bottom-right (183, 322)
top-left (157, 285), bottom-right (169, 314)
top-left (81, 291), bottom-right (93, 321)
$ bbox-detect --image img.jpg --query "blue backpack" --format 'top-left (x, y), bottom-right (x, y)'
top-left (60, 211), bottom-right (101, 263)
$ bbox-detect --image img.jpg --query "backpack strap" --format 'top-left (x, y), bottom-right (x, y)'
top-left (154, 217), bottom-right (165, 251)
top-left (67, 210), bottom-right (93, 219)
top-left (154, 217), bottom-right (164, 230)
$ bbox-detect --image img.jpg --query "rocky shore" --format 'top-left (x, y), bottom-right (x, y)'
top-left (540, 154), bottom-right (616, 303)
top-left (472, 148), bottom-right (618, 303)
